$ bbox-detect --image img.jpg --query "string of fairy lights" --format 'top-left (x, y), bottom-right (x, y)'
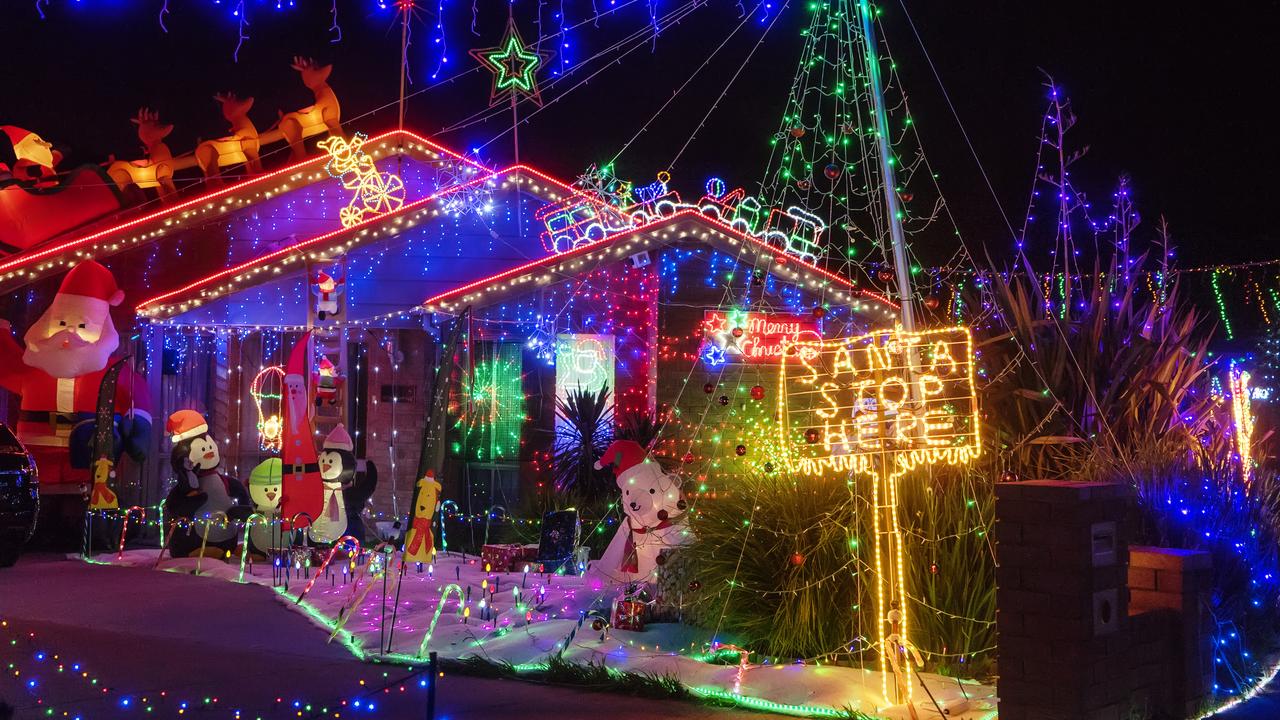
top-left (0, 616), bottom-right (436, 719)
top-left (11, 0), bottom-right (1280, 713)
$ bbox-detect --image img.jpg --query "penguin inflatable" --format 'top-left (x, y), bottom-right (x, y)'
top-left (246, 458), bottom-right (287, 558)
top-left (309, 424), bottom-right (377, 546)
top-left (162, 410), bottom-right (250, 559)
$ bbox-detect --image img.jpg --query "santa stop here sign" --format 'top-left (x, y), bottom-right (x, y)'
top-left (775, 325), bottom-right (981, 703)
top-left (775, 326), bottom-right (981, 479)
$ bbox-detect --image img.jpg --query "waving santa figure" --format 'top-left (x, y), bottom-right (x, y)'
top-left (0, 260), bottom-right (152, 495)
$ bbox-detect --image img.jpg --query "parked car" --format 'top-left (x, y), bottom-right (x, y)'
top-left (0, 422), bottom-right (38, 567)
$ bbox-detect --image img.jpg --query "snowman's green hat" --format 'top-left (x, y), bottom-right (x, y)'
top-left (249, 458), bottom-right (283, 486)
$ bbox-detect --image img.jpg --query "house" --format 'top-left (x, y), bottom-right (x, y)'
top-left (0, 128), bottom-right (899, 531)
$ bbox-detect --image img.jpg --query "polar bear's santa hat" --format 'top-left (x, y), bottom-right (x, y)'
top-left (593, 439), bottom-right (648, 476)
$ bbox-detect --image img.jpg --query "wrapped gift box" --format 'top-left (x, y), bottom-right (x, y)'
top-left (611, 599), bottom-right (646, 632)
top-left (481, 543), bottom-right (538, 572)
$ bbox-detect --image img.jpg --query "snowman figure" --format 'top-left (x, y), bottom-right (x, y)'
top-left (309, 424), bottom-right (376, 545)
top-left (246, 458), bottom-right (286, 557)
top-left (163, 410), bottom-right (250, 559)
top-left (311, 270), bottom-right (344, 321)
top-left (591, 440), bottom-right (691, 585)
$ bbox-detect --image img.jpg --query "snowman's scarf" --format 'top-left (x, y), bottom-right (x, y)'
top-left (620, 516), bottom-right (674, 573)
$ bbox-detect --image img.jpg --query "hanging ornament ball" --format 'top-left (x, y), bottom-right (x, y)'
top-left (812, 306), bottom-right (826, 319)
top-left (732, 327), bottom-right (744, 338)
top-left (999, 470), bottom-right (1019, 483)
top-left (877, 269), bottom-right (895, 283)
top-left (796, 179), bottom-right (811, 190)
top-left (592, 618), bottom-right (608, 632)
top-left (718, 395), bottom-right (730, 406)
top-left (682, 452), bottom-right (696, 465)
top-left (924, 295), bottom-right (941, 310)
top-left (703, 382), bottom-right (715, 394)
top-left (750, 385), bottom-right (765, 400)
top-left (688, 580), bottom-right (702, 592)
top-left (764, 462), bottom-right (775, 473)
top-left (899, 191), bottom-right (914, 203)
top-left (930, 563), bottom-right (939, 575)
top-left (789, 552), bottom-right (806, 567)
top-left (824, 163), bottom-right (841, 180)
top-left (735, 444), bottom-right (747, 456)
top-left (804, 428), bottom-right (820, 444)
top-left (790, 126), bottom-right (806, 138)
top-left (656, 552), bottom-right (668, 566)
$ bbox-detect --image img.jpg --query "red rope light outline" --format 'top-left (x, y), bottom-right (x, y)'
top-left (0, 130), bottom-right (483, 276)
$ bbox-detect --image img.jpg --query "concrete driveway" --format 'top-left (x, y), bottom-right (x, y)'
top-left (0, 554), bottom-right (779, 719)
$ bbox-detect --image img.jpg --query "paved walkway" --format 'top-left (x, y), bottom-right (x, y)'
top-left (1209, 672), bottom-right (1280, 720)
top-left (0, 554), bottom-right (777, 719)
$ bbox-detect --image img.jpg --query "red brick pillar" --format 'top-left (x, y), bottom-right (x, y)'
top-left (994, 480), bottom-right (1130, 720)
top-left (1128, 546), bottom-right (1214, 717)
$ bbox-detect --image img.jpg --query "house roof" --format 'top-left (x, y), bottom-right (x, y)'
top-left (16, 126), bottom-right (897, 323)
top-left (0, 129), bottom-right (486, 292)
top-left (420, 209), bottom-right (899, 321)
top-left (133, 162), bottom-right (598, 319)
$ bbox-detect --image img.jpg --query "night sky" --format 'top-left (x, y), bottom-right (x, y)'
top-left (3, 1), bottom-right (1275, 269)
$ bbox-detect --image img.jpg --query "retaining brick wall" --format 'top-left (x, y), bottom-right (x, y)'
top-left (995, 480), bottom-right (1212, 720)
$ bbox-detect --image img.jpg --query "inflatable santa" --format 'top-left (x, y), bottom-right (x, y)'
top-left (591, 440), bottom-right (691, 585)
top-left (0, 125), bottom-right (60, 185)
top-left (0, 260), bottom-right (152, 502)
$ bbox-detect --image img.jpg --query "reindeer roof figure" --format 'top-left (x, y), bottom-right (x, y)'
top-left (278, 57), bottom-right (342, 161)
top-left (196, 92), bottom-right (262, 181)
top-left (107, 108), bottom-right (177, 200)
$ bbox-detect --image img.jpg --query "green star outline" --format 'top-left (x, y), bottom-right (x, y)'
top-left (470, 20), bottom-right (552, 107)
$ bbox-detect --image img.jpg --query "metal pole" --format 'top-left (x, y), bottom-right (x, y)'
top-left (398, 4), bottom-right (410, 134)
top-left (426, 651), bottom-right (438, 719)
top-left (857, 0), bottom-right (916, 331)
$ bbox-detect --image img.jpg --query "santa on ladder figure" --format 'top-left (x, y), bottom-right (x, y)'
top-left (0, 260), bottom-right (152, 541)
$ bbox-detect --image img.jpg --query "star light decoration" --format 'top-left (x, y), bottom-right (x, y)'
top-left (470, 18), bottom-right (553, 107)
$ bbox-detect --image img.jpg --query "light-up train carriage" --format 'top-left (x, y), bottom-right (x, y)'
top-left (535, 195), bottom-right (632, 254)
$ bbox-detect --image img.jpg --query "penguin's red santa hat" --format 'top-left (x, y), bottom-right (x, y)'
top-left (323, 423), bottom-right (354, 452)
top-left (593, 439), bottom-right (649, 476)
top-left (167, 409), bottom-right (209, 443)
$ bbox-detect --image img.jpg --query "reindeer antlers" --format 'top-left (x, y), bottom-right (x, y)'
top-left (130, 107), bottom-right (163, 126)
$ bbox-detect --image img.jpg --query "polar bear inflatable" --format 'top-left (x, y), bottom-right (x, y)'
top-left (591, 440), bottom-right (691, 585)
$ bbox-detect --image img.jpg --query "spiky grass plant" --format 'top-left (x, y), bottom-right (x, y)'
top-left (681, 472), bottom-right (872, 661)
top-left (552, 384), bottom-right (614, 503)
top-left (898, 466), bottom-right (996, 677)
top-left (977, 265), bottom-right (1215, 482)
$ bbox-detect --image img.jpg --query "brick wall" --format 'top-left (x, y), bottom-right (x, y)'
top-left (995, 480), bottom-right (1214, 720)
top-left (1127, 546), bottom-right (1214, 718)
top-left (995, 480), bottom-right (1130, 720)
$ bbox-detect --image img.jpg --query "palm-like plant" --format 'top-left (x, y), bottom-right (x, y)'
top-left (977, 261), bottom-right (1216, 482)
top-left (552, 384), bottom-right (615, 502)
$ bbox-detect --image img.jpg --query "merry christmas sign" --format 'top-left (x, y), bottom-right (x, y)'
top-left (701, 310), bottom-right (820, 364)
top-left (776, 326), bottom-right (979, 478)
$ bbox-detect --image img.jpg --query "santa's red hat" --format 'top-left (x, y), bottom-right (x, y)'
top-left (594, 439), bottom-right (648, 476)
top-left (323, 424), bottom-right (354, 452)
top-left (167, 409), bottom-right (209, 443)
top-left (58, 260), bottom-right (124, 307)
top-left (2, 125), bottom-right (33, 145)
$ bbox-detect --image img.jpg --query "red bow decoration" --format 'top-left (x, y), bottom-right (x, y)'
top-left (619, 517), bottom-right (673, 573)
top-left (405, 516), bottom-right (434, 557)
